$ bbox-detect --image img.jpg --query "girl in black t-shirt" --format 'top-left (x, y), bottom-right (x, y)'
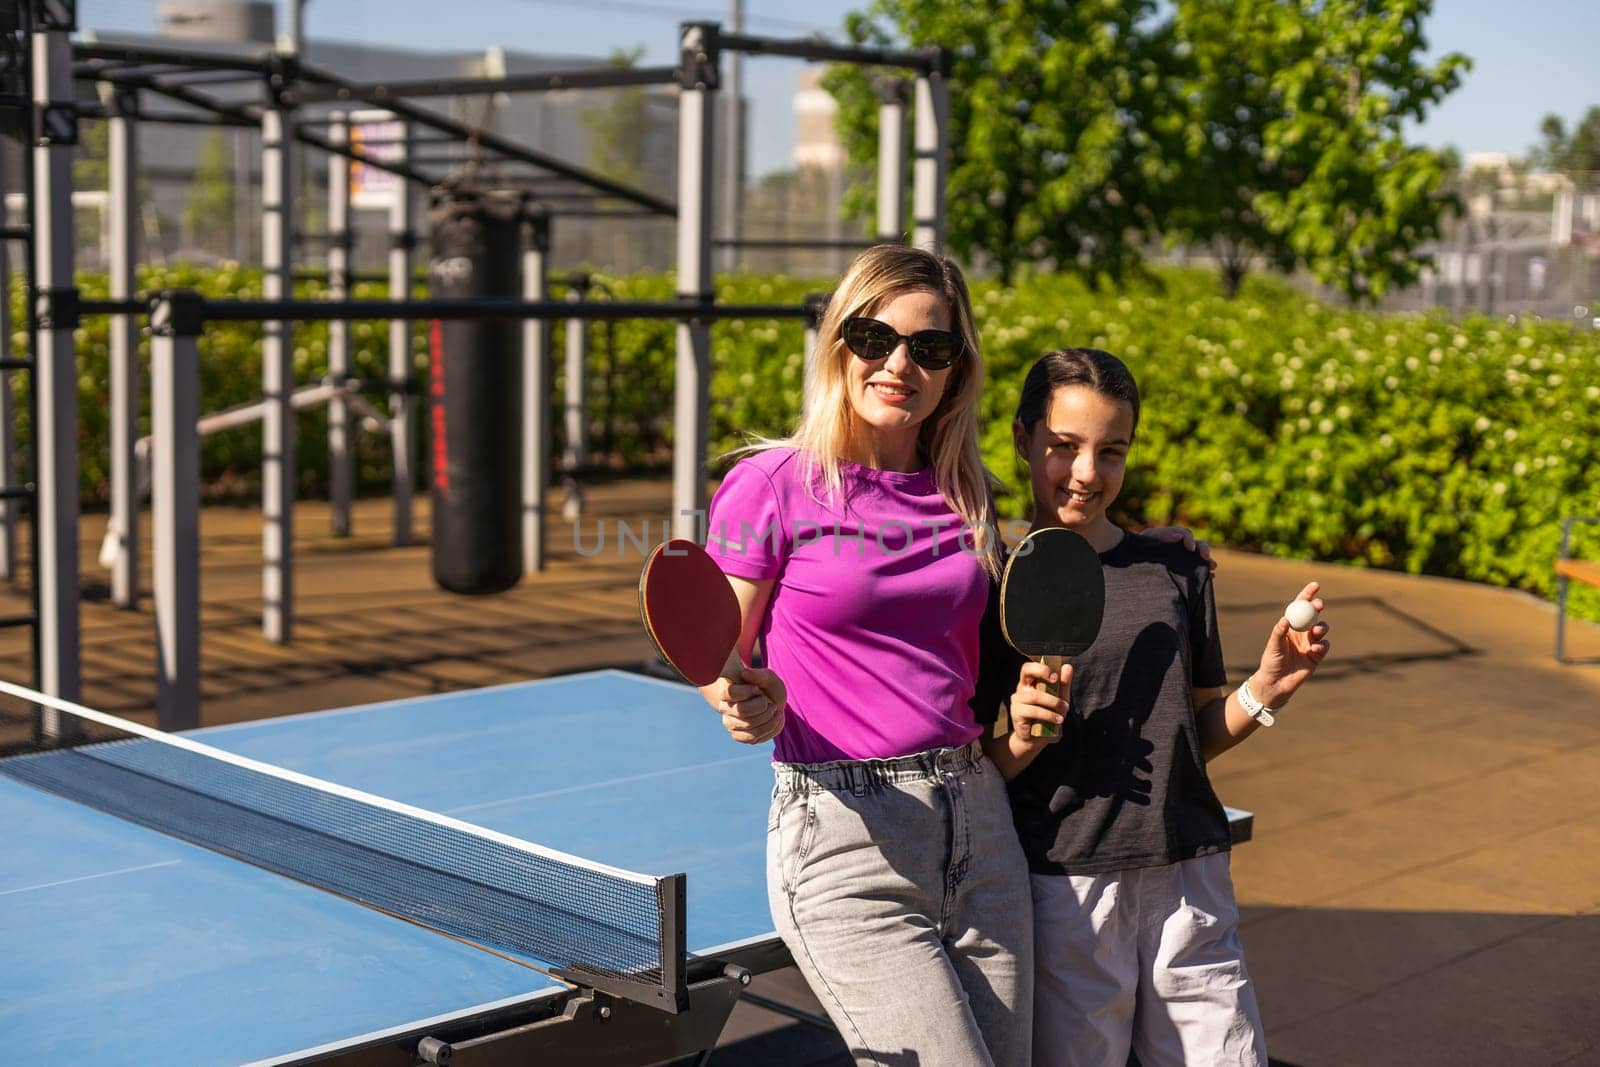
top-left (983, 348), bottom-right (1331, 1067)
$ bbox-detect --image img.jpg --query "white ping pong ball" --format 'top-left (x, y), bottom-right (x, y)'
top-left (1285, 599), bottom-right (1320, 632)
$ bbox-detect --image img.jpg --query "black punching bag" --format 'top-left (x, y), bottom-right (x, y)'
top-left (427, 180), bottom-right (522, 594)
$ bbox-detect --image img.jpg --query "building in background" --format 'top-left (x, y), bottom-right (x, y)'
top-left (4, 0), bottom-right (684, 273)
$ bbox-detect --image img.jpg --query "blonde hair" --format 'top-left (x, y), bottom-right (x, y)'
top-left (743, 244), bottom-right (999, 577)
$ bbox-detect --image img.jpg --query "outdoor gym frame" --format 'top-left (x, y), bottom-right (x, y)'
top-left (8, 3), bottom-right (951, 730)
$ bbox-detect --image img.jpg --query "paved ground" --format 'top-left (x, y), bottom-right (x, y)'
top-left (2, 478), bottom-right (1598, 1066)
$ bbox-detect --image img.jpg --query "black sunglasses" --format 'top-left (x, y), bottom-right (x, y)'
top-left (841, 317), bottom-right (965, 371)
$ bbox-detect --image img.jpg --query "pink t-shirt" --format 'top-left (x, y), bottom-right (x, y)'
top-left (706, 448), bottom-right (989, 764)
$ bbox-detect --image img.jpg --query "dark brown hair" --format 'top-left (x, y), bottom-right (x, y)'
top-left (1013, 348), bottom-right (1141, 440)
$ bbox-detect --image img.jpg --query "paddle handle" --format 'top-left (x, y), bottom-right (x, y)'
top-left (1030, 655), bottom-right (1066, 741)
top-left (719, 645), bottom-right (746, 684)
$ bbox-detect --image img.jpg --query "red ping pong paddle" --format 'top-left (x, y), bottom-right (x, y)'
top-left (639, 539), bottom-right (746, 686)
top-left (999, 526), bottom-right (1105, 742)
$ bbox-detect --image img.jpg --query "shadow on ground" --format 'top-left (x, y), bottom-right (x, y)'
top-left (697, 908), bottom-right (1600, 1066)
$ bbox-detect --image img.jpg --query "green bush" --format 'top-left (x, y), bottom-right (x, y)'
top-left (7, 265), bottom-right (1597, 621)
top-left (967, 270), bottom-right (1600, 623)
top-left (9, 264), bottom-right (430, 502)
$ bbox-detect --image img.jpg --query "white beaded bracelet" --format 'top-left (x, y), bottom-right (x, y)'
top-left (1238, 679), bottom-right (1276, 727)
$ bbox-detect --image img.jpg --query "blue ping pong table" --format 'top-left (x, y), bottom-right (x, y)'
top-left (1, 669), bottom-right (1253, 1066)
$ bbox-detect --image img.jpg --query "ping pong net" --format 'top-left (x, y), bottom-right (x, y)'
top-left (0, 681), bottom-right (690, 1013)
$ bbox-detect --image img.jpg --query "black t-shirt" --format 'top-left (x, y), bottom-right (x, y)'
top-left (971, 529), bottom-right (1232, 875)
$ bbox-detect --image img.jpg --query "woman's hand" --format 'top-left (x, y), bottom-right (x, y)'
top-left (701, 666), bottom-right (787, 744)
top-left (1144, 525), bottom-right (1217, 571)
top-left (1008, 660), bottom-right (1068, 748)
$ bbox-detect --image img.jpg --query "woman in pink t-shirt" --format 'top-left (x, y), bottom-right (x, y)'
top-left (701, 245), bottom-right (1037, 1066)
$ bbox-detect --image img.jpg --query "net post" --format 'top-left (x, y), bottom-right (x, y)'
top-left (150, 290), bottom-right (205, 731)
top-left (659, 871), bottom-right (688, 1013)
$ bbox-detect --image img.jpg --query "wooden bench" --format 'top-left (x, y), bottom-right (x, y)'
top-left (1556, 516), bottom-right (1600, 662)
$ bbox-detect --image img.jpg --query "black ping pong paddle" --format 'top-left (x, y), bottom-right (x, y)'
top-left (999, 526), bottom-right (1105, 742)
top-left (639, 539), bottom-right (745, 686)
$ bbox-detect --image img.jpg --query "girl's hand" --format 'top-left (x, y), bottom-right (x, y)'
top-left (702, 667), bottom-right (786, 744)
top-left (1253, 581), bottom-right (1331, 707)
top-left (1008, 660), bottom-right (1069, 748)
top-left (1144, 525), bottom-right (1218, 571)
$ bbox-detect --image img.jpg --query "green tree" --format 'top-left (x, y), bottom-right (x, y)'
top-left (1531, 107), bottom-right (1600, 177)
top-left (184, 130), bottom-right (236, 257)
top-left (1165, 0), bottom-right (1468, 300)
top-left (824, 0), bottom-right (1183, 284)
top-left (580, 47), bottom-right (649, 190)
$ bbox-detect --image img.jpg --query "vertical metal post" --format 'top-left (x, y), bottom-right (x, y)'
top-left (32, 12), bottom-right (81, 718)
top-left (674, 23), bottom-right (718, 543)
top-left (0, 139), bottom-right (14, 581)
top-left (388, 122), bottom-right (415, 546)
top-left (561, 276), bottom-right (589, 523)
top-left (875, 79), bottom-right (908, 243)
top-left (911, 56), bottom-right (949, 253)
top-left (150, 291), bottom-right (202, 731)
top-left (107, 86), bottom-right (140, 607)
top-left (718, 0), bottom-right (743, 273)
top-left (801, 292), bottom-right (829, 417)
top-left (326, 111), bottom-right (351, 537)
top-left (521, 206), bottom-right (551, 573)
top-left (261, 100), bottom-right (295, 643)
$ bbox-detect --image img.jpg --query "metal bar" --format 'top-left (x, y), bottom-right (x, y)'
top-left (108, 91), bottom-right (140, 609)
top-left (75, 62), bottom-right (248, 83)
top-left (911, 73), bottom-right (948, 251)
top-left (292, 60), bottom-right (677, 216)
top-left (196, 298), bottom-right (810, 322)
top-left (801, 292), bottom-right (829, 417)
top-left (150, 295), bottom-right (201, 730)
top-left (0, 614), bottom-right (37, 630)
top-left (711, 237), bottom-right (878, 251)
top-left (522, 209), bottom-right (551, 574)
top-left (0, 485), bottom-right (35, 500)
top-left (0, 226), bottom-right (29, 240)
top-left (138, 79), bottom-right (429, 188)
top-left (717, 29), bottom-right (939, 73)
top-left (719, 5), bottom-right (744, 275)
top-left (134, 67), bottom-right (265, 87)
top-left (285, 64), bottom-right (680, 105)
top-left (326, 112), bottom-right (352, 538)
top-left (876, 80), bottom-right (908, 242)
top-left (261, 104), bottom-right (295, 645)
top-left (76, 298), bottom-right (150, 314)
top-left (33, 23), bottom-right (82, 726)
top-left (73, 41), bottom-right (271, 75)
top-left (387, 120), bottom-right (416, 548)
top-left (673, 25), bottom-right (716, 543)
top-left (0, 138), bottom-right (15, 581)
top-left (563, 277), bottom-right (590, 499)
top-left (94, 108), bottom-right (254, 129)
top-left (136, 77), bottom-right (258, 126)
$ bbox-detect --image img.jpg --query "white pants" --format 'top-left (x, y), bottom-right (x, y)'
top-left (1031, 853), bottom-right (1266, 1067)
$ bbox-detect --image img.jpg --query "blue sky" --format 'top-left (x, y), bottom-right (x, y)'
top-left (87, 0), bottom-right (1599, 177)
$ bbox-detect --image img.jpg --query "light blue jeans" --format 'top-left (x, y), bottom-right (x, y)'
top-left (767, 741), bottom-right (1034, 1067)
